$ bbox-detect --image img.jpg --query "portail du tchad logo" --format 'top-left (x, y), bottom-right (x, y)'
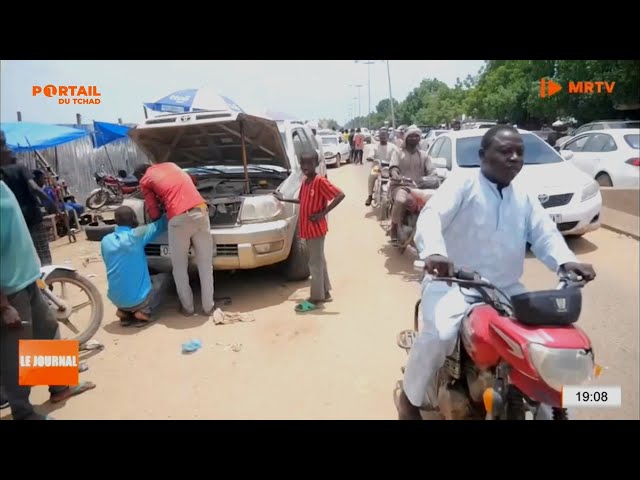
top-left (19, 340), bottom-right (79, 386)
top-left (32, 85), bottom-right (101, 105)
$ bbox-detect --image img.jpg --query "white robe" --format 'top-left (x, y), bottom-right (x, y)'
top-left (403, 169), bottom-right (578, 407)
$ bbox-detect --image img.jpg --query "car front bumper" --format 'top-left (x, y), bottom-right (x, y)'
top-left (546, 191), bottom-right (602, 236)
top-left (146, 217), bottom-right (296, 272)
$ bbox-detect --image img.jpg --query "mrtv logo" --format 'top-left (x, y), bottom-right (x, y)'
top-left (540, 78), bottom-right (616, 98)
top-left (32, 85), bottom-right (102, 105)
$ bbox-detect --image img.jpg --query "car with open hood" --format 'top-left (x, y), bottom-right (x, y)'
top-left (123, 110), bottom-right (317, 281)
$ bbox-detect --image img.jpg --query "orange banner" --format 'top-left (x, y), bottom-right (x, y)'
top-left (19, 340), bottom-right (79, 386)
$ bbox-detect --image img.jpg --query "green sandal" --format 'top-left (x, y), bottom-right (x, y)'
top-left (295, 300), bottom-right (317, 313)
top-left (50, 381), bottom-right (96, 403)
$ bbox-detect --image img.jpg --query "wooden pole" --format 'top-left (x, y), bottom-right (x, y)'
top-left (239, 121), bottom-right (250, 194)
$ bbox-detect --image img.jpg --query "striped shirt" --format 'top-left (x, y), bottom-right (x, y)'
top-left (298, 175), bottom-right (341, 239)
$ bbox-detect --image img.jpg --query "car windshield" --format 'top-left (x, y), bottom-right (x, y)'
top-left (624, 134), bottom-right (639, 149)
top-left (321, 136), bottom-right (337, 146)
top-left (456, 133), bottom-right (563, 167)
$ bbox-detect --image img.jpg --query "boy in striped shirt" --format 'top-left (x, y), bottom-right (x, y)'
top-left (275, 151), bottom-right (345, 312)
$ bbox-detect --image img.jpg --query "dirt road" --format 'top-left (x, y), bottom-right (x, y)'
top-left (4, 161), bottom-right (638, 420)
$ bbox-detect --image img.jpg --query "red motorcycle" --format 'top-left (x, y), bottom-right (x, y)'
top-left (397, 261), bottom-right (600, 420)
top-left (85, 166), bottom-right (140, 210)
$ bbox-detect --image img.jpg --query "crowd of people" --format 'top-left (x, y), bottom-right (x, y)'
top-left (1, 122), bottom-right (600, 420)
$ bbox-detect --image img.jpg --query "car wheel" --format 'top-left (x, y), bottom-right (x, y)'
top-left (282, 230), bottom-right (310, 281)
top-left (596, 173), bottom-right (613, 187)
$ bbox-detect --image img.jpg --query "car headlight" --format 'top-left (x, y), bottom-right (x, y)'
top-left (581, 181), bottom-right (599, 202)
top-left (528, 343), bottom-right (595, 392)
top-left (324, 151), bottom-right (336, 158)
top-left (239, 195), bottom-right (284, 223)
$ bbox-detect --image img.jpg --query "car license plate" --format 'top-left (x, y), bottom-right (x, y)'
top-left (160, 245), bottom-right (194, 256)
top-left (549, 214), bottom-right (562, 223)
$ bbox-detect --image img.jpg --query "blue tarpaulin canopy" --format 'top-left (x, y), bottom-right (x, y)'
top-left (92, 121), bottom-right (132, 148)
top-left (1, 121), bottom-right (89, 152)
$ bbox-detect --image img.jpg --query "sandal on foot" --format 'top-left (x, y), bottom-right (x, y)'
top-left (49, 381), bottom-right (96, 403)
top-left (295, 300), bottom-right (317, 313)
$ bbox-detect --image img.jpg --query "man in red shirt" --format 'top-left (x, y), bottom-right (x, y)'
top-left (274, 151), bottom-right (345, 312)
top-left (134, 162), bottom-right (214, 316)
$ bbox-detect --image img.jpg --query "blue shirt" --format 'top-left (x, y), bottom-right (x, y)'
top-left (415, 170), bottom-right (577, 296)
top-left (0, 181), bottom-right (41, 295)
top-left (101, 216), bottom-right (167, 309)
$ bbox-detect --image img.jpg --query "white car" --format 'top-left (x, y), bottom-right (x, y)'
top-left (420, 129), bottom-right (449, 151)
top-left (558, 129), bottom-right (639, 188)
top-left (427, 129), bottom-right (602, 237)
top-left (317, 129), bottom-right (350, 167)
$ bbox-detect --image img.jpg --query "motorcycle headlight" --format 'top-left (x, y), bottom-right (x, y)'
top-left (528, 343), bottom-right (595, 392)
top-left (581, 181), bottom-right (599, 202)
top-left (239, 195), bottom-right (284, 223)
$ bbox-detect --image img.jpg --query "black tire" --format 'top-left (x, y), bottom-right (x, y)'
top-left (44, 270), bottom-right (103, 345)
top-left (86, 189), bottom-right (109, 210)
top-left (282, 231), bottom-right (310, 281)
top-left (595, 172), bottom-right (613, 187)
top-left (505, 387), bottom-right (526, 420)
top-left (85, 221), bottom-right (116, 242)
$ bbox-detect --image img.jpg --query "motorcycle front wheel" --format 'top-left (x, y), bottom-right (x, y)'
top-left (43, 270), bottom-right (104, 345)
top-left (86, 189), bottom-right (109, 210)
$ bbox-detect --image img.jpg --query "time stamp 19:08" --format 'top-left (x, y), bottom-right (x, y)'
top-left (562, 386), bottom-right (622, 408)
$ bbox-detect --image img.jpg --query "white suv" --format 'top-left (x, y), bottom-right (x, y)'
top-left (124, 111), bottom-right (326, 281)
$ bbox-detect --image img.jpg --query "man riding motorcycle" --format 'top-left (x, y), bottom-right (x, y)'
top-left (365, 129), bottom-right (400, 207)
top-left (396, 125), bottom-right (596, 420)
top-left (388, 126), bottom-right (435, 244)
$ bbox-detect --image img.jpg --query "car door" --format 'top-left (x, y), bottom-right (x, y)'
top-left (581, 132), bottom-right (618, 179)
top-left (560, 134), bottom-right (592, 175)
top-left (428, 137), bottom-right (452, 180)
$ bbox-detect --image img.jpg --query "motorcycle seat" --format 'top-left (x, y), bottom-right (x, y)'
top-left (120, 176), bottom-right (139, 185)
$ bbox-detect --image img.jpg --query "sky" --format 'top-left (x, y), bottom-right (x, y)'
top-left (0, 60), bottom-right (485, 126)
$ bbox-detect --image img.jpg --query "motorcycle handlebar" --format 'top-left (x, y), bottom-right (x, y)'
top-left (413, 260), bottom-right (590, 290)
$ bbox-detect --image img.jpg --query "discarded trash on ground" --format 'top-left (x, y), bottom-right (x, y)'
top-left (182, 339), bottom-right (202, 354)
top-left (216, 342), bottom-right (243, 352)
top-left (81, 339), bottom-right (104, 351)
top-left (87, 274), bottom-right (97, 278)
top-left (79, 362), bottom-right (89, 372)
top-left (212, 309), bottom-right (255, 325)
top-left (82, 256), bottom-right (102, 267)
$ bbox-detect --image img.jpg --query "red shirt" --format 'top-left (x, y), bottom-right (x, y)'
top-left (298, 175), bottom-right (341, 239)
top-left (139, 163), bottom-right (205, 221)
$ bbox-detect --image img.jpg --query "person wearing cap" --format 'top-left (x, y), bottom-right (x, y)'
top-left (388, 126), bottom-right (435, 243)
top-left (547, 120), bottom-right (568, 147)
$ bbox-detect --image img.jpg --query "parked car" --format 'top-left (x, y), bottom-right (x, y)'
top-left (419, 129), bottom-right (449, 151)
top-left (123, 111), bottom-right (325, 281)
top-left (426, 129), bottom-right (602, 237)
top-left (556, 119), bottom-right (640, 148)
top-left (558, 129), bottom-right (640, 188)
top-left (317, 129), bottom-right (350, 167)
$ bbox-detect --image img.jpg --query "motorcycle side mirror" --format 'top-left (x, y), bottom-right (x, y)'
top-left (117, 169), bottom-right (127, 178)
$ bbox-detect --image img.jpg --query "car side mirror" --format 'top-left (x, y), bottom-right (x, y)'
top-left (560, 150), bottom-right (574, 161)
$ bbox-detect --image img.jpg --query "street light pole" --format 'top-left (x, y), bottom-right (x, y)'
top-left (386, 60), bottom-right (395, 129)
top-left (355, 60), bottom-right (375, 129)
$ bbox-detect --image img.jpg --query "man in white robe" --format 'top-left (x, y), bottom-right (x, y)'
top-left (397, 125), bottom-right (596, 420)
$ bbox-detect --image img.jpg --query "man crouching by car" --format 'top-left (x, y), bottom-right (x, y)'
top-left (101, 206), bottom-right (171, 326)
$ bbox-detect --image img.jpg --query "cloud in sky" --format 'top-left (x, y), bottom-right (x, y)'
top-left (1, 60), bottom-right (485, 125)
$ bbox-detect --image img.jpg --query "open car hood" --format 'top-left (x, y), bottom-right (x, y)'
top-left (128, 112), bottom-right (290, 171)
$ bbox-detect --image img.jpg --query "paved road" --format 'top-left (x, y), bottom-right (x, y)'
top-left (3, 159), bottom-right (637, 420)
